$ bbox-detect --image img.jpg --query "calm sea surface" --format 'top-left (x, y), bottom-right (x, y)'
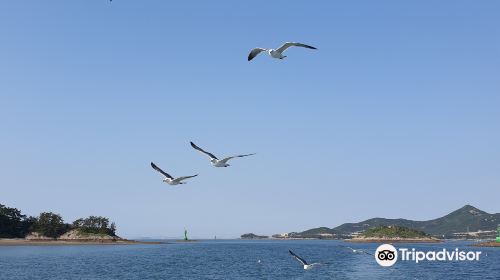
top-left (0, 240), bottom-right (498, 279)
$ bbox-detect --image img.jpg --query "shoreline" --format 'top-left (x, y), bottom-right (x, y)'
top-left (472, 241), bottom-right (500, 247)
top-left (0, 238), bottom-right (165, 246)
top-left (347, 238), bottom-right (442, 243)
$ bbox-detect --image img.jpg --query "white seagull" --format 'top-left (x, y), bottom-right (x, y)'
top-left (248, 42), bottom-right (317, 61)
top-left (289, 250), bottom-right (320, 270)
top-left (341, 245), bottom-right (372, 256)
top-left (150, 162), bottom-right (198, 185)
top-left (190, 142), bottom-right (255, 167)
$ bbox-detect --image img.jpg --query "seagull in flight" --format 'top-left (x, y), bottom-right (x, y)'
top-left (248, 42), bottom-right (316, 61)
top-left (340, 245), bottom-right (373, 256)
top-left (150, 162), bottom-right (198, 185)
top-left (190, 142), bottom-right (255, 167)
top-left (289, 250), bottom-right (320, 270)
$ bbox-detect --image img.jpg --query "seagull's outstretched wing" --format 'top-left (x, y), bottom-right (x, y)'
top-left (276, 42), bottom-right (317, 54)
top-left (219, 153), bottom-right (256, 164)
top-left (172, 174), bottom-right (198, 184)
top-left (151, 162), bottom-right (173, 179)
top-left (339, 245), bottom-right (373, 255)
top-left (248, 48), bottom-right (267, 61)
top-left (340, 245), bottom-right (356, 252)
top-left (289, 250), bottom-right (308, 265)
top-left (190, 142), bottom-right (218, 160)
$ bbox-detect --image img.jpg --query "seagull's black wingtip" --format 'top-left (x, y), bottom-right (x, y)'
top-left (302, 44), bottom-right (317, 50)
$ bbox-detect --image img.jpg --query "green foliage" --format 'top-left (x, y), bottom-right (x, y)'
top-left (35, 212), bottom-right (68, 238)
top-left (0, 203), bottom-right (117, 239)
top-left (72, 216), bottom-right (116, 236)
top-left (0, 204), bottom-right (35, 238)
top-left (240, 233), bottom-right (268, 239)
top-left (362, 225), bottom-right (430, 238)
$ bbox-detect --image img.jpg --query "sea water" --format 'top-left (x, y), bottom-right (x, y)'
top-left (0, 240), bottom-right (498, 279)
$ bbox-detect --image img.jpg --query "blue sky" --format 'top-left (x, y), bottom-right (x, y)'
top-left (0, 1), bottom-right (499, 238)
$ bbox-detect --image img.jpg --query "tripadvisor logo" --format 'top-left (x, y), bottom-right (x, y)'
top-left (375, 244), bottom-right (398, 267)
top-left (375, 244), bottom-right (482, 267)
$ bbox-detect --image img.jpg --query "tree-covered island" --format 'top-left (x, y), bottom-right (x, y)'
top-left (0, 203), bottom-right (124, 242)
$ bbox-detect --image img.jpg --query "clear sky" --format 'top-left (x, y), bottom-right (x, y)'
top-left (0, 1), bottom-right (499, 239)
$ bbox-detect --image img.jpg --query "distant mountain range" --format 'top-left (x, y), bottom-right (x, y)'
top-left (277, 205), bottom-right (500, 239)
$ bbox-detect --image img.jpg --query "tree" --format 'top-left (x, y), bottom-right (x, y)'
top-left (21, 216), bottom-right (37, 236)
top-left (72, 216), bottom-right (116, 236)
top-left (109, 222), bottom-right (116, 235)
top-left (0, 204), bottom-right (34, 238)
top-left (35, 212), bottom-right (67, 238)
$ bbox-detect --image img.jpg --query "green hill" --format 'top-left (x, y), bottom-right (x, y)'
top-left (361, 225), bottom-right (430, 238)
top-left (281, 205), bottom-right (500, 239)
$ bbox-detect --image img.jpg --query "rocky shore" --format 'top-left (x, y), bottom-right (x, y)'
top-left (1, 230), bottom-right (163, 246)
top-left (472, 241), bottom-right (500, 247)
